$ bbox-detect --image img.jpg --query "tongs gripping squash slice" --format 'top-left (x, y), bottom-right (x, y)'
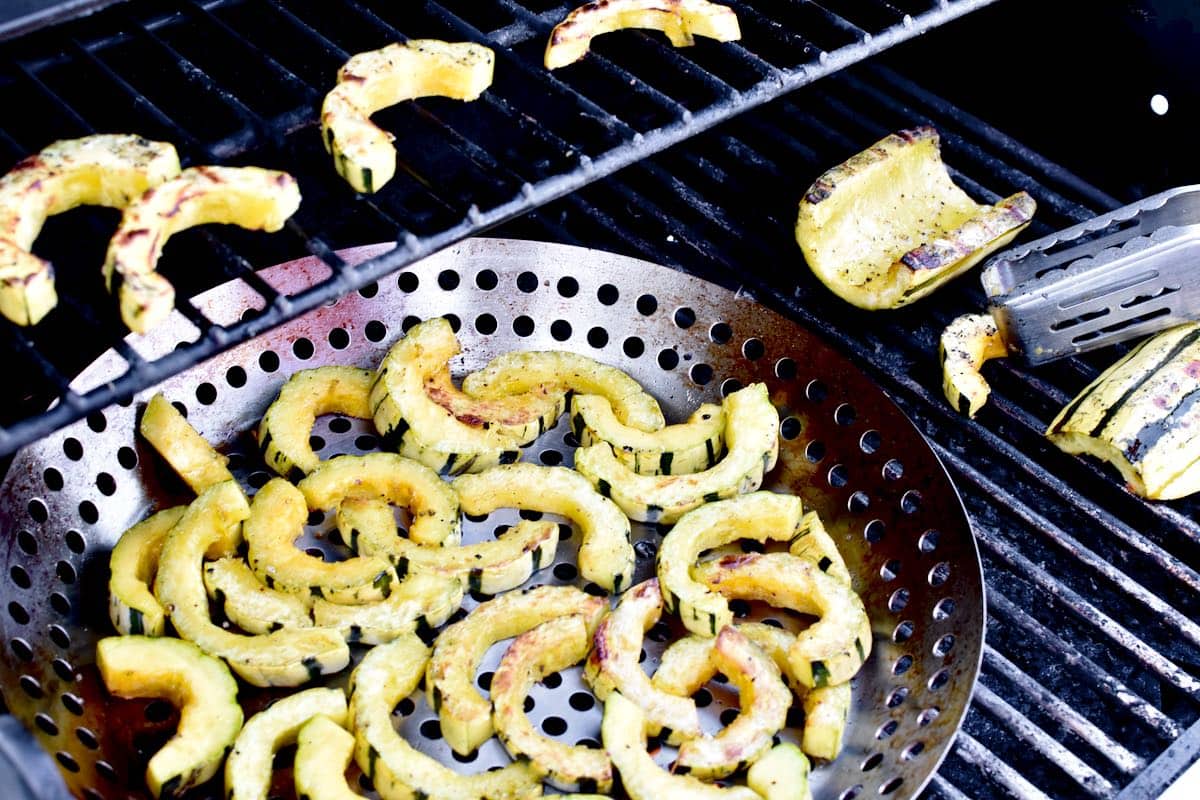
top-left (322, 40), bottom-right (494, 194)
top-left (0, 134), bottom-right (180, 325)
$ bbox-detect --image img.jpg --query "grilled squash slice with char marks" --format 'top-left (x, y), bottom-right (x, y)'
top-left (97, 635), bottom-right (242, 799)
top-left (153, 481), bottom-right (350, 687)
top-left (298, 452), bottom-right (461, 547)
top-left (657, 491), bottom-right (803, 636)
top-left (574, 382), bottom-right (779, 524)
top-left (349, 634), bottom-right (543, 800)
top-left (747, 743), bottom-right (812, 800)
top-left (940, 313), bottom-right (1007, 418)
top-left (583, 578), bottom-right (701, 744)
top-left (204, 556), bottom-right (314, 635)
top-left (571, 393), bottom-right (724, 476)
top-left (246, 478), bottom-right (396, 604)
top-left (545, 0), bottom-right (741, 70)
top-left (1047, 322), bottom-right (1200, 500)
top-left (463, 349), bottom-right (665, 433)
top-left (371, 319), bottom-right (528, 475)
top-left (803, 683), bottom-right (851, 761)
top-left (427, 585), bottom-right (606, 756)
top-left (796, 126), bottom-right (1036, 310)
top-left (693, 552), bottom-right (871, 688)
top-left (140, 393), bottom-right (236, 495)
top-left (103, 165), bottom-right (301, 333)
top-left (312, 571), bottom-right (463, 645)
top-left (337, 494), bottom-right (559, 596)
top-left (109, 505), bottom-right (186, 637)
top-left (259, 366), bottom-right (375, 481)
top-left (492, 615), bottom-right (613, 793)
top-left (601, 692), bottom-right (759, 800)
top-left (295, 715), bottom-right (364, 800)
top-left (426, 365), bottom-right (567, 445)
top-left (225, 687), bottom-right (348, 800)
top-left (322, 40), bottom-right (494, 194)
top-left (651, 626), bottom-right (790, 779)
top-left (453, 463), bottom-right (634, 593)
top-left (788, 509), bottom-right (851, 586)
top-left (0, 134), bottom-right (180, 325)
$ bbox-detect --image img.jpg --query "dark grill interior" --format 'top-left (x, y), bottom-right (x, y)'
top-left (0, 0), bottom-right (1198, 798)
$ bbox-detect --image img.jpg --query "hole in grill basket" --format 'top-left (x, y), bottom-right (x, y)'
top-left (876, 720), bottom-right (898, 740)
top-left (888, 588), bottom-right (909, 613)
top-left (557, 277), bottom-right (578, 297)
top-left (637, 294), bottom-right (658, 316)
top-left (780, 417), bottom-right (801, 440)
top-left (721, 378), bottom-right (743, 397)
top-left (902, 741), bottom-right (924, 761)
top-left (710, 322), bottom-right (732, 344)
top-left (76, 727), bottom-right (98, 750)
top-left (475, 313), bottom-right (497, 335)
top-left (259, 351), bottom-right (280, 373)
top-left (553, 563), bottom-right (577, 581)
top-left (840, 786), bottom-right (862, 800)
top-left (292, 338), bottom-right (314, 360)
top-left (513, 316), bottom-right (535, 337)
top-left (886, 687), bottom-right (909, 708)
top-left (598, 284), bottom-right (619, 306)
top-left (551, 320), bottom-right (572, 341)
top-left (848, 491), bottom-right (870, 513)
top-left (43, 467), bottom-right (64, 490)
top-left (658, 349), bottom-right (679, 370)
top-left (880, 560), bottom-right (901, 581)
top-left (743, 338), bottom-right (765, 360)
top-left (864, 519), bottom-right (885, 544)
top-left (542, 716), bottom-right (568, 736)
top-left (86, 412), bottom-right (106, 433)
top-left (517, 271), bottom-right (538, 293)
top-left (63, 438), bottom-right (83, 460)
top-left (929, 562), bottom-right (951, 587)
top-left (929, 669), bottom-right (951, 691)
top-left (934, 634), bottom-right (956, 657)
top-left (79, 501), bottom-right (99, 525)
top-left (61, 694), bottom-right (83, 716)
top-left (892, 621), bottom-right (915, 644)
top-left (587, 327), bottom-right (608, 348)
top-left (328, 329), bottom-right (350, 350)
top-left (34, 713), bottom-right (57, 736)
top-left (51, 593), bottom-right (71, 616)
top-left (539, 450), bottom-right (563, 466)
top-left (403, 316), bottom-right (421, 333)
top-left (19, 675), bottom-right (42, 698)
top-left (691, 363), bottom-right (713, 385)
top-left (49, 624), bottom-right (71, 649)
top-left (623, 337), bottom-right (645, 358)
top-left (862, 752), bottom-right (882, 771)
top-left (196, 382), bottom-right (218, 404)
top-left (10, 638), bottom-right (31, 661)
top-left (96, 472), bottom-right (117, 496)
top-left (10, 565), bottom-right (30, 589)
top-left (9, 602), bottom-right (29, 625)
top-left (226, 365), bottom-right (248, 387)
top-left (919, 530), bottom-right (940, 553)
top-left (52, 657), bottom-right (73, 682)
top-left (900, 491), bottom-right (922, 514)
top-left (880, 776), bottom-right (903, 795)
top-left (569, 692), bottom-right (593, 711)
top-left (359, 281), bottom-right (379, 298)
top-left (473, 270), bottom-right (495, 291)
top-left (893, 654), bottom-right (914, 676)
top-left (918, 707), bottom-right (940, 726)
top-left (444, 314), bottom-right (461, 333)
top-left (55, 752), bottom-right (79, 773)
top-left (365, 321), bottom-right (387, 342)
top-left (828, 464), bottom-right (848, 488)
top-left (674, 307), bottom-right (696, 328)
top-left (439, 270), bottom-right (461, 291)
top-left (933, 598), bottom-right (956, 621)
top-left (17, 531), bottom-right (37, 555)
top-left (28, 498), bottom-right (47, 523)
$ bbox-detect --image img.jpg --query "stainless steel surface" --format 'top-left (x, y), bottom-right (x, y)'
top-left (982, 184), bottom-right (1200, 365)
top-left (0, 238), bottom-right (985, 800)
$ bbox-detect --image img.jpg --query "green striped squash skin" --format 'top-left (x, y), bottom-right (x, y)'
top-left (1048, 323), bottom-right (1200, 499)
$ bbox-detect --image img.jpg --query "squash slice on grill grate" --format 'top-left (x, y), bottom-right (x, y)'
top-left (571, 393), bottom-right (724, 476)
top-left (322, 40), bottom-right (494, 194)
top-left (940, 313), bottom-right (1007, 419)
top-left (425, 365), bottom-right (567, 444)
top-left (0, 134), bottom-right (180, 325)
top-left (796, 126), bottom-right (1035, 310)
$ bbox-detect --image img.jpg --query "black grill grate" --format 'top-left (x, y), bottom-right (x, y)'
top-left (490, 58), bottom-right (1200, 798)
top-left (0, 0), bottom-right (993, 455)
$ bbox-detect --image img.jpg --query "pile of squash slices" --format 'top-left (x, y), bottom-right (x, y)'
top-left (100, 317), bottom-right (872, 800)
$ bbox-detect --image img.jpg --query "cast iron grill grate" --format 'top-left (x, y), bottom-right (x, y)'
top-left (0, 0), bottom-right (994, 456)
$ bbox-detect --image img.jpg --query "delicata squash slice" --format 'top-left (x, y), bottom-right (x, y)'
top-left (427, 585), bottom-right (607, 756)
top-left (371, 318), bottom-right (530, 475)
top-left (1046, 322), bottom-right (1200, 500)
top-left (796, 126), bottom-right (1036, 310)
top-left (295, 715), bottom-right (363, 800)
top-left (245, 478), bottom-right (396, 604)
top-left (153, 480), bottom-right (350, 687)
top-left (109, 505), bottom-right (186, 637)
top-left (657, 491), bottom-right (803, 636)
top-left (349, 634), bottom-right (542, 800)
top-left (747, 743), bottom-right (812, 800)
top-left (426, 364), bottom-right (567, 444)
top-left (103, 165), bottom-right (301, 333)
top-left (203, 556), bottom-right (314, 635)
top-left (298, 452), bottom-right (461, 547)
top-left (311, 571), bottom-right (463, 646)
top-left (463, 349), bottom-right (665, 433)
top-left (940, 313), bottom-right (1007, 419)
top-left (259, 365), bottom-right (375, 481)
top-left (788, 509), bottom-right (851, 586)
top-left (545, 0), bottom-right (741, 70)
top-left (574, 382), bottom-right (779, 524)
top-left (225, 687), bottom-right (348, 800)
top-left (601, 692), bottom-right (759, 800)
top-left (571, 393), bottom-right (724, 476)
top-left (453, 463), bottom-right (635, 593)
top-left (650, 626), bottom-right (790, 779)
top-left (0, 134), bottom-right (180, 325)
top-left (96, 635), bottom-right (242, 799)
top-left (693, 552), bottom-right (872, 688)
top-left (337, 495), bottom-right (559, 596)
top-left (140, 392), bottom-right (236, 495)
top-left (583, 578), bottom-right (702, 744)
top-left (492, 615), bottom-right (614, 793)
top-left (322, 40), bottom-right (494, 194)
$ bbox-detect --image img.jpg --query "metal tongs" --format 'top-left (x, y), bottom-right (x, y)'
top-left (981, 185), bottom-right (1200, 365)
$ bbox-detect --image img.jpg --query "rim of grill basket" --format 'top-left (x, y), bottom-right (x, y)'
top-left (0, 0), bottom-right (996, 458)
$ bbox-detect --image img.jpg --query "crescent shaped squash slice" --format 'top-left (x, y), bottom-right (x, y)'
top-left (295, 715), bottom-right (364, 800)
top-left (426, 585), bottom-right (606, 756)
top-left (453, 462), bottom-right (634, 594)
top-left (109, 505), bottom-right (186, 637)
top-left (796, 126), bottom-right (1035, 310)
top-left (574, 382), bottom-right (779, 524)
top-left (203, 556), bottom-right (314, 635)
top-left (692, 552), bottom-right (871, 688)
top-left (940, 313), bottom-right (1007, 419)
top-left (322, 40), bottom-right (494, 194)
top-left (259, 366), bottom-right (375, 481)
top-left (571, 394), bottom-right (724, 476)
top-left (545, 0), bottom-right (741, 70)
top-left (245, 478), bottom-right (396, 604)
top-left (0, 134), bottom-right (180, 325)
top-left (139, 393), bottom-right (236, 495)
top-left (96, 635), bottom-right (242, 799)
top-left (349, 634), bottom-right (542, 800)
top-left (600, 692), bottom-right (758, 800)
top-left (225, 687), bottom-right (348, 800)
top-left (747, 743), bottom-right (812, 800)
top-left (311, 571), bottom-right (464, 646)
top-left (491, 615), bottom-right (613, 793)
top-left (425, 365), bottom-right (567, 445)
top-left (153, 481), bottom-right (350, 687)
top-left (657, 491), bottom-right (803, 636)
top-left (103, 165), bottom-right (301, 333)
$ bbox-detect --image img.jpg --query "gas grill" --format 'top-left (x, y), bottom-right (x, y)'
top-left (0, 1), bottom-right (1196, 799)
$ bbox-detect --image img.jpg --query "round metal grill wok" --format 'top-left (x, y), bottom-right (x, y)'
top-left (0, 239), bottom-right (984, 800)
